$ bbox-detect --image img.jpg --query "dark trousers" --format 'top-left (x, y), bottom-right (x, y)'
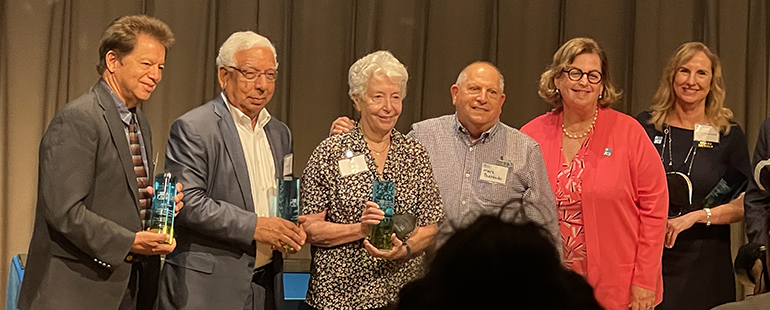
top-left (118, 258), bottom-right (159, 310)
top-left (246, 263), bottom-right (277, 310)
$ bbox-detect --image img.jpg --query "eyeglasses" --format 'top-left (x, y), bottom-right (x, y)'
top-left (227, 66), bottom-right (278, 82)
top-left (562, 68), bottom-right (603, 84)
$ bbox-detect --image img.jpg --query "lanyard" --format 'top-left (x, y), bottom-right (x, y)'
top-left (660, 125), bottom-right (697, 176)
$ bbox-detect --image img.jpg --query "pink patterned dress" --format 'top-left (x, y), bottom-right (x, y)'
top-left (555, 136), bottom-right (591, 277)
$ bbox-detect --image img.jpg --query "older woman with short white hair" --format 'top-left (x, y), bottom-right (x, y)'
top-left (299, 51), bottom-right (443, 310)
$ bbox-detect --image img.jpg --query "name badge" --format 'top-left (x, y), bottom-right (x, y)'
top-left (479, 163), bottom-right (509, 185)
top-left (693, 124), bottom-right (720, 143)
top-left (283, 153), bottom-right (293, 176)
top-left (339, 154), bottom-right (368, 177)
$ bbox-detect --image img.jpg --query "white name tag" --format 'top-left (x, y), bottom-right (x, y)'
top-left (283, 153), bottom-right (293, 176)
top-left (338, 154), bottom-right (368, 177)
top-left (480, 163), bottom-right (509, 185)
top-left (693, 124), bottom-right (720, 143)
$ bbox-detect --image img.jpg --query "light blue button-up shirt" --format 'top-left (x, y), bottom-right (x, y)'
top-left (409, 114), bottom-right (559, 252)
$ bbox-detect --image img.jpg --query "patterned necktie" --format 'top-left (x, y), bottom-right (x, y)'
top-left (129, 113), bottom-right (152, 228)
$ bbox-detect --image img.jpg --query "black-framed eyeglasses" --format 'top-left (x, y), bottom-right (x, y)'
top-left (227, 66), bottom-right (278, 82)
top-left (562, 68), bottom-right (603, 84)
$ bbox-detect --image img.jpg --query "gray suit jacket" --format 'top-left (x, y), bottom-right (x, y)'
top-left (158, 95), bottom-right (291, 310)
top-left (19, 80), bottom-right (158, 310)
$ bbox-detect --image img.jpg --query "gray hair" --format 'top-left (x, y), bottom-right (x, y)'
top-left (455, 62), bottom-right (505, 92)
top-left (216, 31), bottom-right (278, 69)
top-left (348, 50), bottom-right (408, 99)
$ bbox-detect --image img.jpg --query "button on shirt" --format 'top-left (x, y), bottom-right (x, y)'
top-left (223, 93), bottom-right (276, 268)
top-left (409, 114), bottom-right (559, 251)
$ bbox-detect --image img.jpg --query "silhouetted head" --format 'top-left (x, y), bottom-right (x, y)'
top-left (397, 215), bottom-right (603, 309)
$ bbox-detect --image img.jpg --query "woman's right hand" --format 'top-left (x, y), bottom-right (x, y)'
top-left (329, 116), bottom-right (355, 136)
top-left (360, 201), bottom-right (384, 236)
top-left (665, 211), bottom-right (700, 248)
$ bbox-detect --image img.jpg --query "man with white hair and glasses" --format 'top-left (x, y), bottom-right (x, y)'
top-left (157, 31), bottom-right (306, 310)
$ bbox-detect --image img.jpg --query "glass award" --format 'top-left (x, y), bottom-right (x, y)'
top-left (278, 176), bottom-right (300, 223)
top-left (701, 177), bottom-right (748, 209)
top-left (370, 180), bottom-right (395, 250)
top-left (149, 173), bottom-right (176, 244)
top-left (276, 176), bottom-right (300, 253)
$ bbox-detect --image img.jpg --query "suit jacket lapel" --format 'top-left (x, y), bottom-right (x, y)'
top-left (213, 96), bottom-right (255, 212)
top-left (264, 120), bottom-right (284, 179)
top-left (135, 109), bottom-right (154, 175)
top-left (94, 81), bottom-right (141, 214)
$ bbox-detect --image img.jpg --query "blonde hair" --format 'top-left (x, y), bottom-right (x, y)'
top-left (648, 42), bottom-right (731, 133)
top-left (538, 37), bottom-right (621, 107)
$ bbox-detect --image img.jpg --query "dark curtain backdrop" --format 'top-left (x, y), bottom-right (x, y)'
top-left (2, 0), bottom-right (769, 305)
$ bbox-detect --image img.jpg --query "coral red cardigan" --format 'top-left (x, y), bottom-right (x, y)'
top-left (521, 107), bottom-right (667, 310)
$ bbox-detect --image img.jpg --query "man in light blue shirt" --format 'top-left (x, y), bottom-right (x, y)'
top-left (331, 62), bottom-right (558, 251)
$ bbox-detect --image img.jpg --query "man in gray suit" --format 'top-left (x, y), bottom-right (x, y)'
top-left (158, 31), bottom-right (306, 310)
top-left (19, 15), bottom-right (182, 310)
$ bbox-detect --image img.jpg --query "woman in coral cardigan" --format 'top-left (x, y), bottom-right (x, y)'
top-left (521, 37), bottom-right (668, 310)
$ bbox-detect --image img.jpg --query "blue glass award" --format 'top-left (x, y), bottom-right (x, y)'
top-left (277, 176), bottom-right (300, 253)
top-left (149, 173), bottom-right (176, 244)
top-left (370, 180), bottom-right (395, 250)
top-left (278, 176), bottom-right (300, 223)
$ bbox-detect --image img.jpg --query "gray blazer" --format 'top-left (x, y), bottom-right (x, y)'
top-left (157, 95), bottom-right (291, 310)
top-left (19, 80), bottom-right (158, 310)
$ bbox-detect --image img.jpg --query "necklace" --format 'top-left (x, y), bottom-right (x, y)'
top-left (562, 108), bottom-right (598, 139)
top-left (661, 126), bottom-right (697, 176)
top-left (366, 137), bottom-right (391, 156)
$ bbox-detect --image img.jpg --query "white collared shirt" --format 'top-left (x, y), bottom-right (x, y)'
top-left (223, 93), bottom-right (276, 268)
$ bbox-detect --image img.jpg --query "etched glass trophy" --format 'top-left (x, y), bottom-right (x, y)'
top-left (370, 180), bottom-right (395, 250)
top-left (276, 176), bottom-right (300, 253)
top-left (701, 176), bottom-right (748, 210)
top-left (149, 172), bottom-right (176, 244)
top-left (277, 176), bottom-right (300, 223)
